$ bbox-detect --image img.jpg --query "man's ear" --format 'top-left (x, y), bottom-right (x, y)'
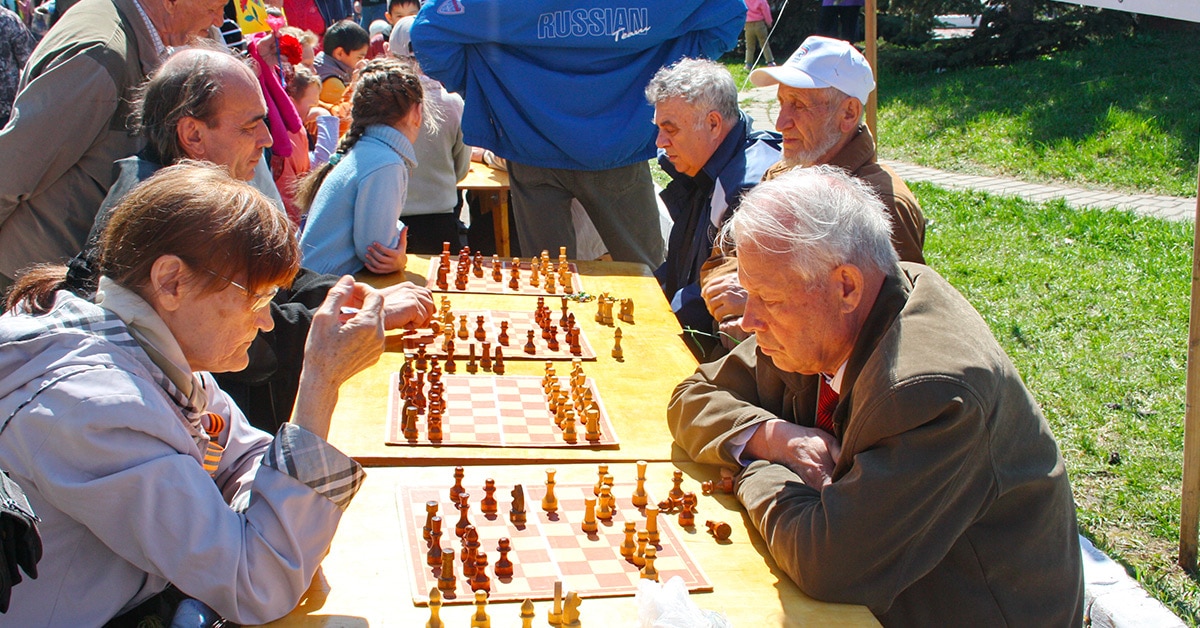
top-left (706, 110), bottom-right (723, 135)
top-left (177, 116), bottom-right (206, 160)
top-left (149, 254), bottom-right (189, 313)
top-left (832, 263), bottom-right (866, 314)
top-left (837, 97), bottom-right (863, 134)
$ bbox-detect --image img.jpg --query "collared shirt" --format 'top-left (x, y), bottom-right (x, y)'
top-left (726, 359), bottom-right (849, 464)
top-left (130, 0), bottom-right (167, 58)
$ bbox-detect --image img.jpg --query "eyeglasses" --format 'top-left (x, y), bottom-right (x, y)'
top-left (203, 269), bottom-right (278, 312)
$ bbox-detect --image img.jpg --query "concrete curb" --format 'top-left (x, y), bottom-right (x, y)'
top-left (1082, 536), bottom-right (1184, 627)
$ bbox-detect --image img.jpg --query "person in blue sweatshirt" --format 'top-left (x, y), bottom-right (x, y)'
top-left (410, 0), bottom-right (745, 268)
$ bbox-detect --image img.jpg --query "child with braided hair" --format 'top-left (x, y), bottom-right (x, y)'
top-left (297, 57), bottom-right (423, 276)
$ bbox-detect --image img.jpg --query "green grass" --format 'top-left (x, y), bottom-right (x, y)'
top-left (876, 32), bottom-right (1200, 197)
top-left (917, 180), bottom-right (1199, 622)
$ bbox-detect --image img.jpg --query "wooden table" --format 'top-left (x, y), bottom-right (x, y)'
top-left (459, 162), bottom-right (512, 257)
top-left (343, 258), bottom-right (701, 465)
top-left (261, 463), bottom-right (880, 627)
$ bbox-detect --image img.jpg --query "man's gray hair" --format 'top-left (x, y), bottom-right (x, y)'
top-left (132, 45), bottom-right (250, 166)
top-left (645, 57), bottom-right (738, 123)
top-left (719, 166), bottom-right (899, 281)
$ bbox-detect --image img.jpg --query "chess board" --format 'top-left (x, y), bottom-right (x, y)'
top-left (385, 374), bottom-right (620, 448)
top-left (396, 478), bottom-right (712, 605)
top-left (396, 309), bottom-right (598, 361)
top-left (425, 258), bottom-right (585, 296)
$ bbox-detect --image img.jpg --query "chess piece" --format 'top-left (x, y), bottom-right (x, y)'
top-left (494, 538), bottom-right (513, 578)
top-left (444, 342), bottom-right (457, 374)
top-left (498, 321), bottom-right (509, 345)
top-left (473, 251), bottom-right (484, 278)
top-left (413, 372), bottom-right (427, 413)
top-left (561, 409), bottom-right (577, 443)
top-left (451, 467), bottom-right (466, 502)
top-left (428, 411), bottom-right (443, 442)
top-left (612, 327), bottom-right (623, 360)
top-left (403, 402), bottom-right (419, 441)
top-left (669, 470), bottom-right (685, 504)
top-left (481, 479), bottom-right (498, 514)
top-left (474, 315), bottom-right (487, 342)
top-left (548, 581), bottom-right (563, 627)
top-left (569, 327), bottom-right (582, 356)
top-left (596, 483), bottom-right (613, 521)
top-left (427, 587), bottom-right (445, 628)
top-left (641, 546), bottom-right (659, 581)
top-left (620, 521), bottom-right (637, 559)
top-left (492, 255), bottom-right (502, 282)
top-left (456, 492), bottom-right (472, 537)
top-left (438, 550), bottom-right (456, 593)
top-left (529, 257), bottom-right (540, 287)
top-left (524, 329), bottom-right (537, 355)
top-left (493, 346), bottom-right (505, 375)
top-left (581, 497), bottom-right (598, 535)
top-left (646, 505), bottom-right (660, 544)
top-left (470, 590), bottom-right (490, 627)
top-left (481, 341), bottom-right (492, 371)
top-left (594, 464), bottom-right (608, 496)
top-left (470, 553), bottom-right (490, 593)
top-left (562, 592), bottom-right (581, 628)
top-left (520, 599), bottom-right (535, 628)
top-left (545, 272), bottom-right (557, 294)
top-left (542, 468), bottom-right (558, 512)
top-left (584, 399), bottom-right (601, 442)
top-left (458, 315), bottom-right (469, 339)
top-left (427, 524), bottom-right (444, 566)
top-left (706, 520), bottom-right (732, 541)
top-left (546, 326), bottom-right (559, 351)
top-left (510, 484), bottom-right (527, 525)
top-left (461, 526), bottom-right (480, 575)
top-left (424, 501), bottom-right (439, 542)
top-left (632, 460), bottom-right (648, 507)
top-left (467, 343), bottom-right (478, 374)
top-left (633, 531), bottom-right (648, 567)
top-left (602, 473), bottom-right (615, 510)
top-left (679, 493), bottom-right (696, 528)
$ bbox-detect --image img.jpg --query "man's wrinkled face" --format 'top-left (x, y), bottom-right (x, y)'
top-left (161, 0), bottom-right (227, 46)
top-left (653, 96), bottom-right (724, 178)
top-left (775, 85), bottom-right (846, 167)
top-left (190, 69), bottom-right (271, 181)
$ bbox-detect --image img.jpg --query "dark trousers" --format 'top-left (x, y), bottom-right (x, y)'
top-left (818, 5), bottom-right (861, 43)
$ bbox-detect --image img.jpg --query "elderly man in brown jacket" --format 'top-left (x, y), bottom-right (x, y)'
top-left (668, 166), bottom-right (1083, 626)
top-left (700, 36), bottom-right (926, 350)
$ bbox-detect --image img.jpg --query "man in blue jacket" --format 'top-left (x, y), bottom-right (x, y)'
top-left (410, 0), bottom-right (745, 268)
top-left (646, 57), bottom-right (780, 359)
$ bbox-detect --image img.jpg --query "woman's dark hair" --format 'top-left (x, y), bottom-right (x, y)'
top-left (323, 20), bottom-right (370, 56)
top-left (294, 57), bottom-right (423, 212)
top-left (7, 162), bottom-right (300, 314)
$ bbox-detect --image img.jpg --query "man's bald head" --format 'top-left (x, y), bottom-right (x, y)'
top-left (135, 47), bottom-right (271, 181)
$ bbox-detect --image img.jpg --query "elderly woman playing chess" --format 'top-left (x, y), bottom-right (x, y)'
top-left (0, 163), bottom-right (386, 625)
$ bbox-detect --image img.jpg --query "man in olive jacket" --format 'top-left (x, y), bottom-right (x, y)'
top-left (668, 166), bottom-right (1083, 625)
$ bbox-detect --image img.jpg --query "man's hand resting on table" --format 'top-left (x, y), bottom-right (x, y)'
top-left (378, 282), bottom-right (435, 330)
top-left (743, 419), bottom-right (841, 488)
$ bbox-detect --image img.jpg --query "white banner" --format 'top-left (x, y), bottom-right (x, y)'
top-left (1054, 0), bottom-right (1200, 22)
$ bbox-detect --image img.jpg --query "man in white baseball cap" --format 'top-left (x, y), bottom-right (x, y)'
top-left (697, 36), bottom-right (927, 351)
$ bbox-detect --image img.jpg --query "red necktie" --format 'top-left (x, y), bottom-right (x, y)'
top-left (815, 376), bottom-right (839, 435)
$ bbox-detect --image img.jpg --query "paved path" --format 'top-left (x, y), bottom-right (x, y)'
top-left (738, 86), bottom-right (1198, 223)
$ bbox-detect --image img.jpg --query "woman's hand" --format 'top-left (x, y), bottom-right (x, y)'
top-left (290, 276), bottom-right (386, 438)
top-left (364, 227), bottom-right (408, 275)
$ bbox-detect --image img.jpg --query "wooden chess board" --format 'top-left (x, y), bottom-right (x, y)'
top-left (385, 374), bottom-right (620, 448)
top-left (425, 258), bottom-right (585, 296)
top-left (395, 309), bottom-right (598, 361)
top-left (396, 477), bottom-right (712, 605)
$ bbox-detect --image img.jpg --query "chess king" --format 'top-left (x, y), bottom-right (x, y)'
top-left (668, 167), bottom-right (1084, 625)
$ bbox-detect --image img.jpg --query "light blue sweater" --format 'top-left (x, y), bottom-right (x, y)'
top-left (299, 124), bottom-right (417, 276)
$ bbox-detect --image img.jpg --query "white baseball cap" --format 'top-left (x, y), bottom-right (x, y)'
top-left (749, 36), bottom-right (875, 105)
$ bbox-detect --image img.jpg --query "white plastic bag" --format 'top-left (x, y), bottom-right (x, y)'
top-left (636, 576), bottom-right (732, 628)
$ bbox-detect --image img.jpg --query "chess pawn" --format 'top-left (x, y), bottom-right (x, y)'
top-left (545, 273), bottom-right (557, 294)
top-left (669, 470), bottom-right (685, 503)
top-left (480, 341), bottom-right (492, 371)
top-left (706, 520), bottom-right (732, 541)
top-left (646, 505), bottom-right (660, 544)
top-left (451, 466), bottom-right (466, 502)
top-left (584, 402), bottom-right (601, 442)
top-left (633, 531), bottom-right (648, 567)
top-left (594, 464), bottom-right (609, 496)
top-left (473, 252), bottom-right (484, 277)
top-left (620, 521), bottom-right (637, 559)
top-left (444, 341), bottom-right (457, 373)
top-left (427, 526), bottom-right (444, 566)
top-left (470, 553), bottom-right (491, 593)
top-left (520, 599), bottom-right (535, 628)
top-left (632, 460), bottom-right (649, 507)
top-left (494, 538), bottom-right (513, 578)
top-left (481, 479), bottom-right (498, 514)
top-left (596, 484), bottom-right (613, 521)
top-left (601, 474), bottom-right (615, 512)
top-left (470, 589), bottom-right (490, 628)
top-left (498, 321), bottom-right (509, 345)
top-left (640, 546), bottom-right (659, 581)
top-left (528, 259), bottom-right (540, 287)
top-left (427, 412), bottom-right (443, 442)
top-left (524, 329), bottom-right (537, 355)
top-left (424, 501), bottom-right (439, 542)
top-left (427, 587), bottom-right (444, 628)
top-left (581, 497), bottom-right (598, 535)
top-left (474, 316), bottom-right (487, 342)
top-left (541, 468), bottom-right (558, 512)
top-left (491, 255), bottom-right (502, 282)
top-left (456, 492), bottom-right (472, 537)
top-left (438, 550), bottom-right (456, 593)
top-left (561, 409), bottom-right (577, 443)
